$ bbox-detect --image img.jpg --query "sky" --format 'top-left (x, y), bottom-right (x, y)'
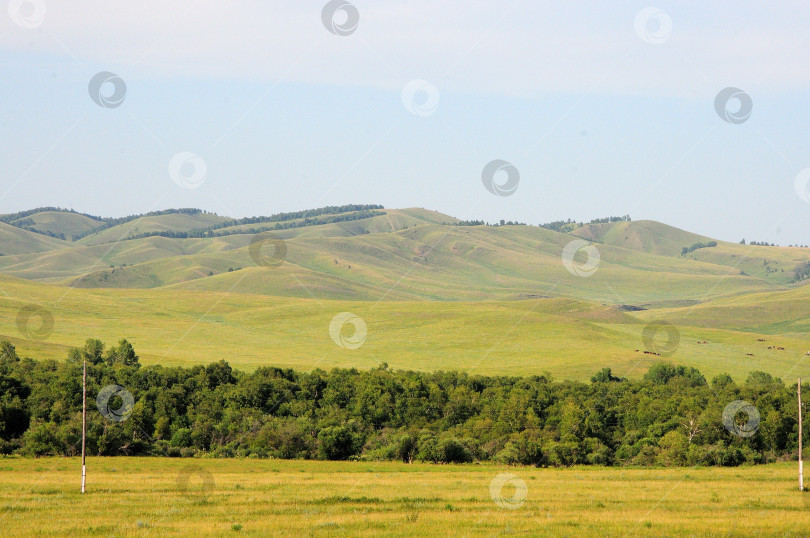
top-left (1, 1), bottom-right (810, 245)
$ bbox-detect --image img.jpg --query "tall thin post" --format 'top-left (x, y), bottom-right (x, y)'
top-left (81, 359), bottom-right (86, 494)
top-left (797, 377), bottom-right (804, 491)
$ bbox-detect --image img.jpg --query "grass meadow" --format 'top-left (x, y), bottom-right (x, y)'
top-left (1, 458), bottom-right (808, 536)
top-left (2, 273), bottom-right (810, 383)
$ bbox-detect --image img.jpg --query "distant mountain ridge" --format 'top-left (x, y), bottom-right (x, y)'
top-left (0, 204), bottom-right (384, 242)
top-left (2, 205), bottom-right (810, 381)
top-left (1, 205), bottom-right (809, 304)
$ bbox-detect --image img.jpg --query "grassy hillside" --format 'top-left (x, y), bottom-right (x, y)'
top-left (77, 212), bottom-right (228, 245)
top-left (0, 236), bottom-right (241, 283)
top-left (8, 210), bottom-right (104, 239)
top-left (0, 222), bottom-right (67, 255)
top-left (642, 283), bottom-right (810, 337)
top-left (572, 219), bottom-right (714, 257)
top-left (178, 223), bottom-right (779, 302)
top-left (1, 274), bottom-right (808, 382)
top-left (1, 213), bottom-right (806, 303)
top-left (574, 219), bottom-right (809, 285)
top-left (2, 205), bottom-right (809, 381)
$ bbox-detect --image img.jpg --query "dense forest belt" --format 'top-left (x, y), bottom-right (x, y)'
top-left (0, 338), bottom-right (803, 466)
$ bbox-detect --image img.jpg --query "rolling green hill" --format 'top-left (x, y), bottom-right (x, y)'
top-left (8, 210), bottom-right (104, 239)
top-left (572, 219), bottom-right (713, 257)
top-left (574, 219), bottom-right (806, 285)
top-left (1, 205), bottom-right (809, 381)
top-left (0, 221), bottom-right (67, 255)
top-left (77, 212), bottom-right (229, 245)
top-left (156, 222), bottom-right (780, 303)
top-left (1, 207), bottom-right (806, 303)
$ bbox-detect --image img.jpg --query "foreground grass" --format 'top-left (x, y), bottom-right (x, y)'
top-left (1, 458), bottom-right (808, 536)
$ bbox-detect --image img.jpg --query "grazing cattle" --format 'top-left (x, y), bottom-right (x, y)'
top-left (746, 353), bottom-right (754, 356)
top-left (757, 338), bottom-right (766, 342)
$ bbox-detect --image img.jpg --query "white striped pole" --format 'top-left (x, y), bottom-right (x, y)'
top-left (797, 377), bottom-right (804, 491)
top-left (81, 359), bottom-right (86, 494)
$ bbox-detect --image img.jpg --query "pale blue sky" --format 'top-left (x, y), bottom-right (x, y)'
top-left (2, 1), bottom-right (810, 244)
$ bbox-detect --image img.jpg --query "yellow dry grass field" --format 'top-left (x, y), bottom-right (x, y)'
top-left (1, 458), bottom-right (809, 536)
